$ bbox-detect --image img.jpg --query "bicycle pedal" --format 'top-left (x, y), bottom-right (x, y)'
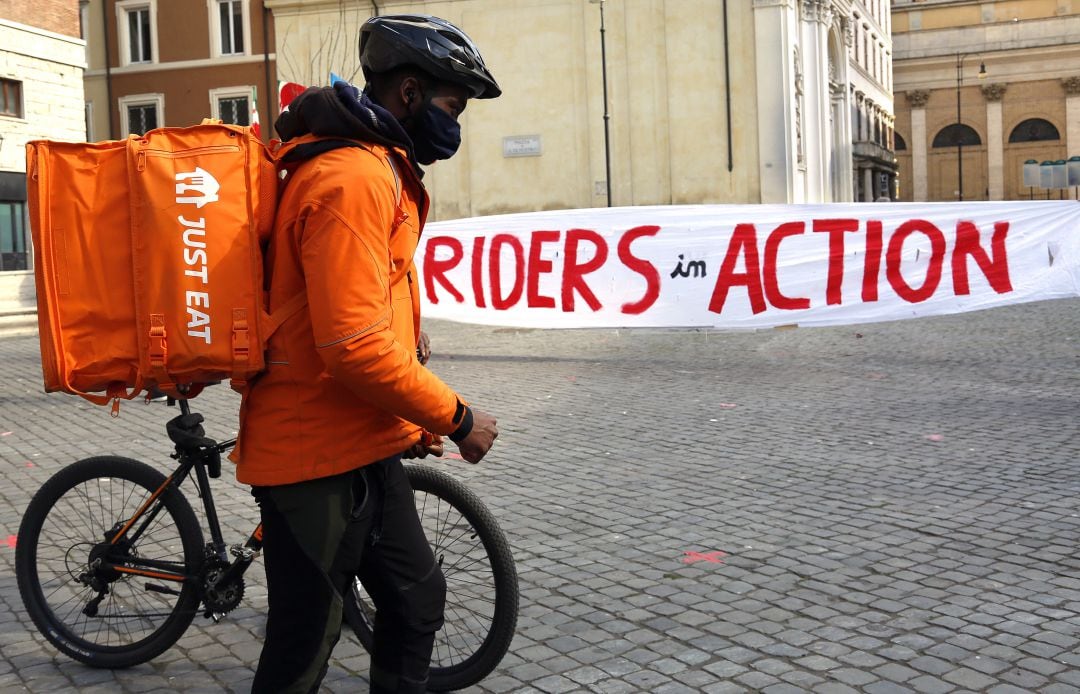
top-left (230, 546), bottom-right (255, 561)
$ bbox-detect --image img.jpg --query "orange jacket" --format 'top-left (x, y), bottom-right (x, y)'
top-left (233, 136), bottom-right (468, 486)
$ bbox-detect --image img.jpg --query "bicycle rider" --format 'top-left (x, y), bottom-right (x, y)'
top-left (231, 15), bottom-right (500, 693)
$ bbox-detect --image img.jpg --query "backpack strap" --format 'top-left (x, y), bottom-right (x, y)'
top-left (384, 153), bottom-right (403, 206)
top-left (230, 291), bottom-right (308, 394)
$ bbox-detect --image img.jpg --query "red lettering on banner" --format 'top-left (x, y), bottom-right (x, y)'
top-left (813, 219), bottom-right (860, 305)
top-left (423, 236), bottom-right (464, 304)
top-left (708, 224), bottom-right (767, 315)
top-left (422, 215), bottom-right (1016, 318)
top-left (527, 231), bottom-right (560, 309)
top-left (763, 222), bottom-right (809, 310)
top-left (861, 220), bottom-right (883, 302)
top-left (489, 234), bottom-right (525, 310)
top-left (952, 221), bottom-right (1012, 295)
top-left (886, 220), bottom-right (946, 303)
top-left (471, 236), bottom-right (487, 308)
top-left (563, 229), bottom-right (608, 312)
top-left (618, 225), bottom-right (661, 314)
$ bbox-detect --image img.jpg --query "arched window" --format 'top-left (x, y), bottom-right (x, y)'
top-left (1008, 118), bottom-right (1061, 143)
top-left (932, 124), bottom-right (981, 148)
top-left (894, 132), bottom-right (907, 151)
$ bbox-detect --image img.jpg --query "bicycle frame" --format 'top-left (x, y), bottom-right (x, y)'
top-left (99, 399), bottom-right (263, 596)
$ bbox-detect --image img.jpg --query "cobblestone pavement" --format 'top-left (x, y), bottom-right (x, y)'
top-left (0, 301), bottom-right (1078, 693)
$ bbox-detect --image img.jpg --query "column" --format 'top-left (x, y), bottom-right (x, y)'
top-left (753, 0), bottom-right (798, 203)
top-left (908, 89), bottom-right (930, 201)
top-left (801, 0), bottom-right (833, 202)
top-left (833, 16), bottom-right (854, 203)
top-left (832, 81), bottom-right (853, 202)
top-left (1065, 77), bottom-right (1080, 155)
top-left (982, 83), bottom-right (1007, 200)
top-left (1064, 77), bottom-right (1080, 200)
top-left (855, 91), bottom-right (865, 140)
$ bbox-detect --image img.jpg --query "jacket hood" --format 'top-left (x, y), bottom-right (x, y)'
top-left (274, 85), bottom-right (420, 176)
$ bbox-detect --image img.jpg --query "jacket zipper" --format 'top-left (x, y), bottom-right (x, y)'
top-left (136, 144), bottom-right (240, 171)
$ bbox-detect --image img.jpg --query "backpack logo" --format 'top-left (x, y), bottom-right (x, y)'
top-left (175, 167), bottom-right (220, 208)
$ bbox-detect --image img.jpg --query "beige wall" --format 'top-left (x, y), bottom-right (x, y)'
top-left (893, 0), bottom-right (1080, 201)
top-left (1001, 79), bottom-right (1069, 199)
top-left (267, 0), bottom-right (762, 219)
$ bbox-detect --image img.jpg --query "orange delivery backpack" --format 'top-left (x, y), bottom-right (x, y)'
top-left (26, 121), bottom-right (305, 411)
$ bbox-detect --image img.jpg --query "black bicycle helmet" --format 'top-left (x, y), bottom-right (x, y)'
top-left (359, 14), bottom-right (501, 99)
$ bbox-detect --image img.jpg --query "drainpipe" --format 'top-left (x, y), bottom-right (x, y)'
top-left (723, 0), bottom-right (733, 172)
top-left (103, 0), bottom-right (115, 139)
top-left (262, 3), bottom-right (272, 137)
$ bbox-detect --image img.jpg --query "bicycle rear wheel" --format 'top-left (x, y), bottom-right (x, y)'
top-left (16, 456), bottom-right (205, 668)
top-left (344, 463), bottom-right (518, 692)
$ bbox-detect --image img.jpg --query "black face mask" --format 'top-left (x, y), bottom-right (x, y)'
top-left (406, 99), bottom-right (462, 165)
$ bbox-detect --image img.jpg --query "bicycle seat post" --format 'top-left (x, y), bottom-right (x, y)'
top-left (179, 398), bottom-right (191, 417)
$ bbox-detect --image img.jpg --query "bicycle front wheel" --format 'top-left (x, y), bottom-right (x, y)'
top-left (16, 456), bottom-right (205, 668)
top-left (344, 463), bottom-right (519, 692)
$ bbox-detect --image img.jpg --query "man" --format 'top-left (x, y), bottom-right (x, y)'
top-left (232, 14), bottom-right (501, 693)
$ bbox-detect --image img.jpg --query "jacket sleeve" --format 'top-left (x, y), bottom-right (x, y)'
top-left (296, 149), bottom-right (468, 437)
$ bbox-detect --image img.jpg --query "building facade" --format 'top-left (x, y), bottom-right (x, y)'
top-left (892, 0), bottom-right (1080, 201)
top-left (849, 0), bottom-right (898, 200)
top-left (0, 2), bottom-right (86, 315)
top-left (83, 0), bottom-right (278, 142)
top-left (267, 0), bottom-right (889, 219)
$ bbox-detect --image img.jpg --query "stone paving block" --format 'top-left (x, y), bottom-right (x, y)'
top-left (702, 683), bottom-right (750, 694)
top-left (998, 666), bottom-right (1050, 690)
top-left (734, 669), bottom-right (781, 690)
top-left (985, 685), bottom-right (1034, 694)
top-left (863, 683), bottom-right (915, 694)
top-left (942, 666), bottom-right (998, 690)
top-left (812, 682), bottom-right (862, 694)
top-left (482, 675), bottom-right (526, 693)
top-left (532, 674), bottom-right (580, 693)
top-left (1015, 656), bottom-right (1066, 676)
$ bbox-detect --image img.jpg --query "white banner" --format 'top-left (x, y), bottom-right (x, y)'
top-left (417, 202), bottom-right (1080, 329)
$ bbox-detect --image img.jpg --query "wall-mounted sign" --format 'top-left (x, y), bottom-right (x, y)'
top-left (502, 135), bottom-right (542, 158)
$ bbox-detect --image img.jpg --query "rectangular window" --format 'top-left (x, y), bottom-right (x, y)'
top-left (0, 202), bottom-right (29, 272)
top-left (127, 6), bottom-right (152, 63)
top-left (218, 0), bottom-right (244, 54)
top-left (0, 79), bottom-right (23, 118)
top-left (218, 96), bottom-right (250, 126)
top-left (127, 103), bottom-right (157, 135)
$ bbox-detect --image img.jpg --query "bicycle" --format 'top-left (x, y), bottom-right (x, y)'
top-left (15, 398), bottom-right (518, 692)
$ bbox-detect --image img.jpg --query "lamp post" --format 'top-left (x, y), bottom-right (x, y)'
top-left (954, 52), bottom-right (986, 201)
top-left (589, 0), bottom-right (612, 207)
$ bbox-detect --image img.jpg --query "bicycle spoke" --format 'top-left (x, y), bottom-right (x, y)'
top-left (34, 477), bottom-right (190, 647)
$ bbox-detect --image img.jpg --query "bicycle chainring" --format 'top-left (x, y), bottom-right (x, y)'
top-left (203, 564), bottom-right (245, 614)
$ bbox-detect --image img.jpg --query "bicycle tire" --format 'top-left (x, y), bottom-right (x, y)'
top-left (16, 456), bottom-right (205, 668)
top-left (343, 463), bottom-right (518, 692)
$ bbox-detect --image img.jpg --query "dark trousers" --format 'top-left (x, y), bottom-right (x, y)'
top-left (250, 456), bottom-right (446, 693)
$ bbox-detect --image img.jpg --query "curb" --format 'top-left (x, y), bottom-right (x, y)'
top-left (0, 311), bottom-right (38, 338)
